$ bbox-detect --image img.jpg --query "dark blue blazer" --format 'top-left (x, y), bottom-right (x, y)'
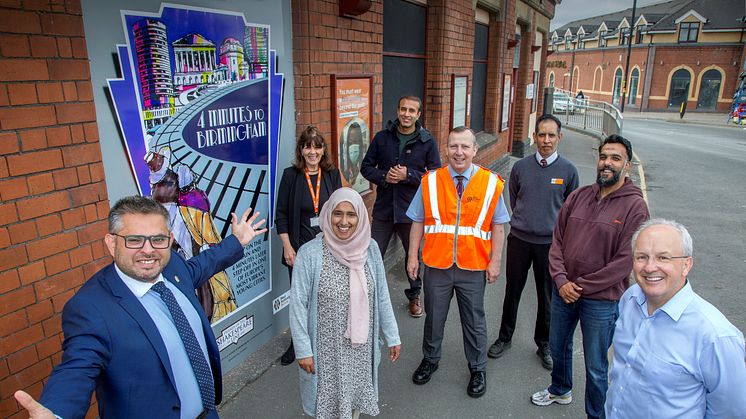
top-left (39, 235), bottom-right (245, 419)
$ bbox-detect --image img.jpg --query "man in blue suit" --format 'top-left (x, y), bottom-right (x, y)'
top-left (14, 195), bottom-right (267, 419)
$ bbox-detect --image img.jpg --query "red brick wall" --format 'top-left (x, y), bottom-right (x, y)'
top-left (512, 21), bottom-right (534, 146)
top-left (291, 0), bottom-right (384, 141)
top-left (424, 0), bottom-right (513, 166)
top-left (478, 3), bottom-right (515, 163)
top-left (291, 0), bottom-right (383, 206)
top-left (648, 45), bottom-right (742, 112)
top-left (548, 43), bottom-right (744, 112)
top-left (424, 0), bottom-right (475, 158)
top-left (0, 1), bottom-right (109, 417)
top-left (291, 0), bottom-right (521, 175)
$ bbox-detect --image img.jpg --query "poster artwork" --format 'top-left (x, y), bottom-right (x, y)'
top-left (335, 78), bottom-right (371, 193)
top-left (107, 3), bottom-right (284, 355)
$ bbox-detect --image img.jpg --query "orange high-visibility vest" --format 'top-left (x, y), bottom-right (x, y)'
top-left (421, 166), bottom-right (504, 271)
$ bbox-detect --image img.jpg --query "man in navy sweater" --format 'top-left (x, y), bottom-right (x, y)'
top-left (361, 95), bottom-right (441, 317)
top-left (489, 114), bottom-right (579, 369)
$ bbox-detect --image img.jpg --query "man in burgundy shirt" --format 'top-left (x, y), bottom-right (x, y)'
top-left (530, 134), bottom-right (649, 419)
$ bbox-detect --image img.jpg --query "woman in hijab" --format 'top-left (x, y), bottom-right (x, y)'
top-left (289, 187), bottom-right (401, 419)
top-left (276, 126), bottom-right (342, 364)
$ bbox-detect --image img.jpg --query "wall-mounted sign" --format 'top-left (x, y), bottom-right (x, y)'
top-left (107, 4), bottom-right (285, 371)
top-left (501, 74), bottom-right (511, 132)
top-left (331, 75), bottom-right (372, 193)
top-left (451, 74), bottom-right (468, 129)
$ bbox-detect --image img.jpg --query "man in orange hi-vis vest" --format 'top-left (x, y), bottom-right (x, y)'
top-left (405, 126), bottom-right (510, 398)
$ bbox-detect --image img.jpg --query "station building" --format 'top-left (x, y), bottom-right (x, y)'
top-left (0, 0), bottom-right (560, 416)
top-left (546, 0), bottom-right (746, 112)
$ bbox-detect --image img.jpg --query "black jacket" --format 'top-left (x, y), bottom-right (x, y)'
top-left (275, 166), bottom-right (342, 253)
top-left (361, 120), bottom-right (441, 223)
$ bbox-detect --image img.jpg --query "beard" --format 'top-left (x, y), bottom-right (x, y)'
top-left (596, 166), bottom-right (622, 187)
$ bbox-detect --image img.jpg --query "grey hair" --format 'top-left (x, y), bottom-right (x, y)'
top-left (108, 195), bottom-right (170, 234)
top-left (631, 218), bottom-right (693, 256)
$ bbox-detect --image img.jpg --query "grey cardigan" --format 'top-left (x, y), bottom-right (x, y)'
top-left (289, 236), bottom-right (401, 417)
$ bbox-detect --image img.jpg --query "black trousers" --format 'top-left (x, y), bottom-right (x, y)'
top-left (370, 219), bottom-right (421, 301)
top-left (497, 234), bottom-right (552, 347)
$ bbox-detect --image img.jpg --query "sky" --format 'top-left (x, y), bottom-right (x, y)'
top-left (551, 0), bottom-right (667, 31)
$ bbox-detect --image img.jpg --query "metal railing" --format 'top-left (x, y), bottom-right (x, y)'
top-left (548, 88), bottom-right (623, 138)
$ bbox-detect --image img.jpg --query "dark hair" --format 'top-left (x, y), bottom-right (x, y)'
top-left (108, 195), bottom-right (169, 234)
top-left (348, 122), bottom-right (362, 139)
top-left (397, 95), bottom-right (422, 113)
top-left (293, 125), bottom-right (335, 171)
top-left (535, 114), bottom-right (562, 133)
top-left (601, 134), bottom-right (633, 161)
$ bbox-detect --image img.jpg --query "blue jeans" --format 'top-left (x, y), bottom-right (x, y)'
top-left (548, 286), bottom-right (618, 419)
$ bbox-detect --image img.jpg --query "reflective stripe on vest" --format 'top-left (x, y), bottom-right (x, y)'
top-left (421, 166), bottom-right (504, 270)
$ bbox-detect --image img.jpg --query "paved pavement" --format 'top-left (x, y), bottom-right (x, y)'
top-left (621, 110), bottom-right (739, 129)
top-left (218, 129), bottom-right (634, 418)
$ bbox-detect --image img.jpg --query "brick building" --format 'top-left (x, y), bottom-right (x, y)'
top-left (0, 0), bottom-right (557, 417)
top-left (546, 0), bottom-right (746, 112)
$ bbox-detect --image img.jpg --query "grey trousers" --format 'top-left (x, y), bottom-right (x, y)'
top-left (422, 265), bottom-right (487, 372)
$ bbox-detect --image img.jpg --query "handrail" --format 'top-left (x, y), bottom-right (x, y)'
top-left (548, 87), bottom-right (623, 137)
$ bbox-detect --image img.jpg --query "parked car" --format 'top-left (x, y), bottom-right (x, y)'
top-left (552, 92), bottom-right (575, 114)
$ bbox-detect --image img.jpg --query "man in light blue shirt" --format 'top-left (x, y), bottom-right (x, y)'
top-left (606, 219), bottom-right (746, 418)
top-left (404, 167), bottom-right (510, 225)
top-left (406, 127), bottom-right (509, 398)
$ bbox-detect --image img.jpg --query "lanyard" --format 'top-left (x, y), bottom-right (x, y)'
top-left (304, 168), bottom-right (322, 216)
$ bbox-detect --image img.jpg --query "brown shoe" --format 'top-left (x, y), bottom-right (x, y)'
top-left (408, 297), bottom-right (423, 317)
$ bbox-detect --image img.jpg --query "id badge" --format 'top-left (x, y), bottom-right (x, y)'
top-left (310, 216), bottom-right (320, 227)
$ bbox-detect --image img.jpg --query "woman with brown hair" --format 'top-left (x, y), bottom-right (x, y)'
top-left (276, 126), bottom-right (342, 365)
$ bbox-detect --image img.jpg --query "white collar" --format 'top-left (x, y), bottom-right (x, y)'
top-left (535, 151), bottom-right (558, 166)
top-left (115, 264), bottom-right (165, 298)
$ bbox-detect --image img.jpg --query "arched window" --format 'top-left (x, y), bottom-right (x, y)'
top-left (696, 69), bottom-right (722, 110)
top-left (628, 68), bottom-right (640, 105)
top-left (593, 67), bottom-right (602, 91)
top-left (668, 69), bottom-right (691, 109)
top-left (612, 68), bottom-right (623, 107)
top-left (572, 69), bottom-right (580, 92)
top-left (549, 72), bottom-right (555, 87)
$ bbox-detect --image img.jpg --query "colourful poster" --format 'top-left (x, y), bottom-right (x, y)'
top-left (107, 4), bottom-right (285, 364)
top-left (334, 77), bottom-right (371, 193)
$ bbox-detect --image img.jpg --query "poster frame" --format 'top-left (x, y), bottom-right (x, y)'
top-left (450, 73), bottom-right (469, 130)
top-left (500, 73), bottom-right (511, 132)
top-left (330, 74), bottom-right (374, 194)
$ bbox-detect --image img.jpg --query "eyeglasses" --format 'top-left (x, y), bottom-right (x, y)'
top-left (633, 254), bottom-right (691, 264)
top-left (111, 233), bottom-right (171, 249)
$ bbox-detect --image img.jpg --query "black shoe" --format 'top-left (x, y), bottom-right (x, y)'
top-left (467, 371), bottom-right (486, 398)
top-left (280, 342), bottom-right (295, 366)
top-left (487, 340), bottom-right (511, 359)
top-left (412, 359), bottom-right (438, 385)
top-left (537, 344), bottom-right (553, 370)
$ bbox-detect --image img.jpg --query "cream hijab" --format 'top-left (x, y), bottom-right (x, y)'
top-left (319, 187), bottom-right (371, 347)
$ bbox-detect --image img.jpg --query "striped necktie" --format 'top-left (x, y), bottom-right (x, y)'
top-left (455, 175), bottom-right (465, 198)
top-left (151, 281), bottom-right (215, 411)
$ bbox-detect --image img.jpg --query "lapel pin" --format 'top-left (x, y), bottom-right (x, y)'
top-left (174, 275), bottom-right (180, 283)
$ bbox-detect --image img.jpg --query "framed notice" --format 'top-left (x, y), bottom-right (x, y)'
top-left (532, 70), bottom-right (540, 113)
top-left (451, 74), bottom-right (468, 129)
top-left (500, 74), bottom-right (511, 132)
top-left (331, 75), bottom-right (372, 193)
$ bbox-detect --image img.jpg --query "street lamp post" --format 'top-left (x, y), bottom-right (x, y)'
top-left (620, 0), bottom-right (637, 113)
